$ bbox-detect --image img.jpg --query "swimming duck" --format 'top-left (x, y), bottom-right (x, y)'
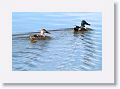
top-left (29, 29), bottom-right (50, 41)
top-left (74, 20), bottom-right (90, 31)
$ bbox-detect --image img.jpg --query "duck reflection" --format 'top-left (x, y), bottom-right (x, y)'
top-left (81, 31), bottom-right (98, 70)
top-left (73, 29), bottom-right (97, 70)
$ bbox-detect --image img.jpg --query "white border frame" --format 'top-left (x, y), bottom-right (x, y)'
top-left (0, 0), bottom-right (114, 83)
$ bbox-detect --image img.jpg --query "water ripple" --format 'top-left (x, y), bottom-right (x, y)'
top-left (13, 27), bottom-right (102, 71)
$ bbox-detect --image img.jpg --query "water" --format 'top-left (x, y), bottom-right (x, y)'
top-left (12, 12), bottom-right (102, 71)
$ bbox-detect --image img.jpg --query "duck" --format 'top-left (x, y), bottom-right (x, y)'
top-left (29, 29), bottom-right (50, 41)
top-left (74, 20), bottom-right (90, 31)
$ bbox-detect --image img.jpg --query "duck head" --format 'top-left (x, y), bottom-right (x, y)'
top-left (38, 29), bottom-right (50, 37)
top-left (81, 20), bottom-right (90, 27)
top-left (40, 29), bottom-right (50, 35)
top-left (41, 29), bottom-right (50, 34)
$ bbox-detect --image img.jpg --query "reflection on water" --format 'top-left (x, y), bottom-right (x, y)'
top-left (78, 30), bottom-right (101, 70)
top-left (12, 28), bottom-right (102, 71)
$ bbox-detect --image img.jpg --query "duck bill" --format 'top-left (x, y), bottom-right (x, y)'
top-left (46, 31), bottom-right (51, 34)
top-left (87, 23), bottom-right (90, 25)
top-left (86, 23), bottom-right (90, 26)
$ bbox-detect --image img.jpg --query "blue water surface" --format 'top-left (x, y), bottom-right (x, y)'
top-left (12, 12), bottom-right (102, 71)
